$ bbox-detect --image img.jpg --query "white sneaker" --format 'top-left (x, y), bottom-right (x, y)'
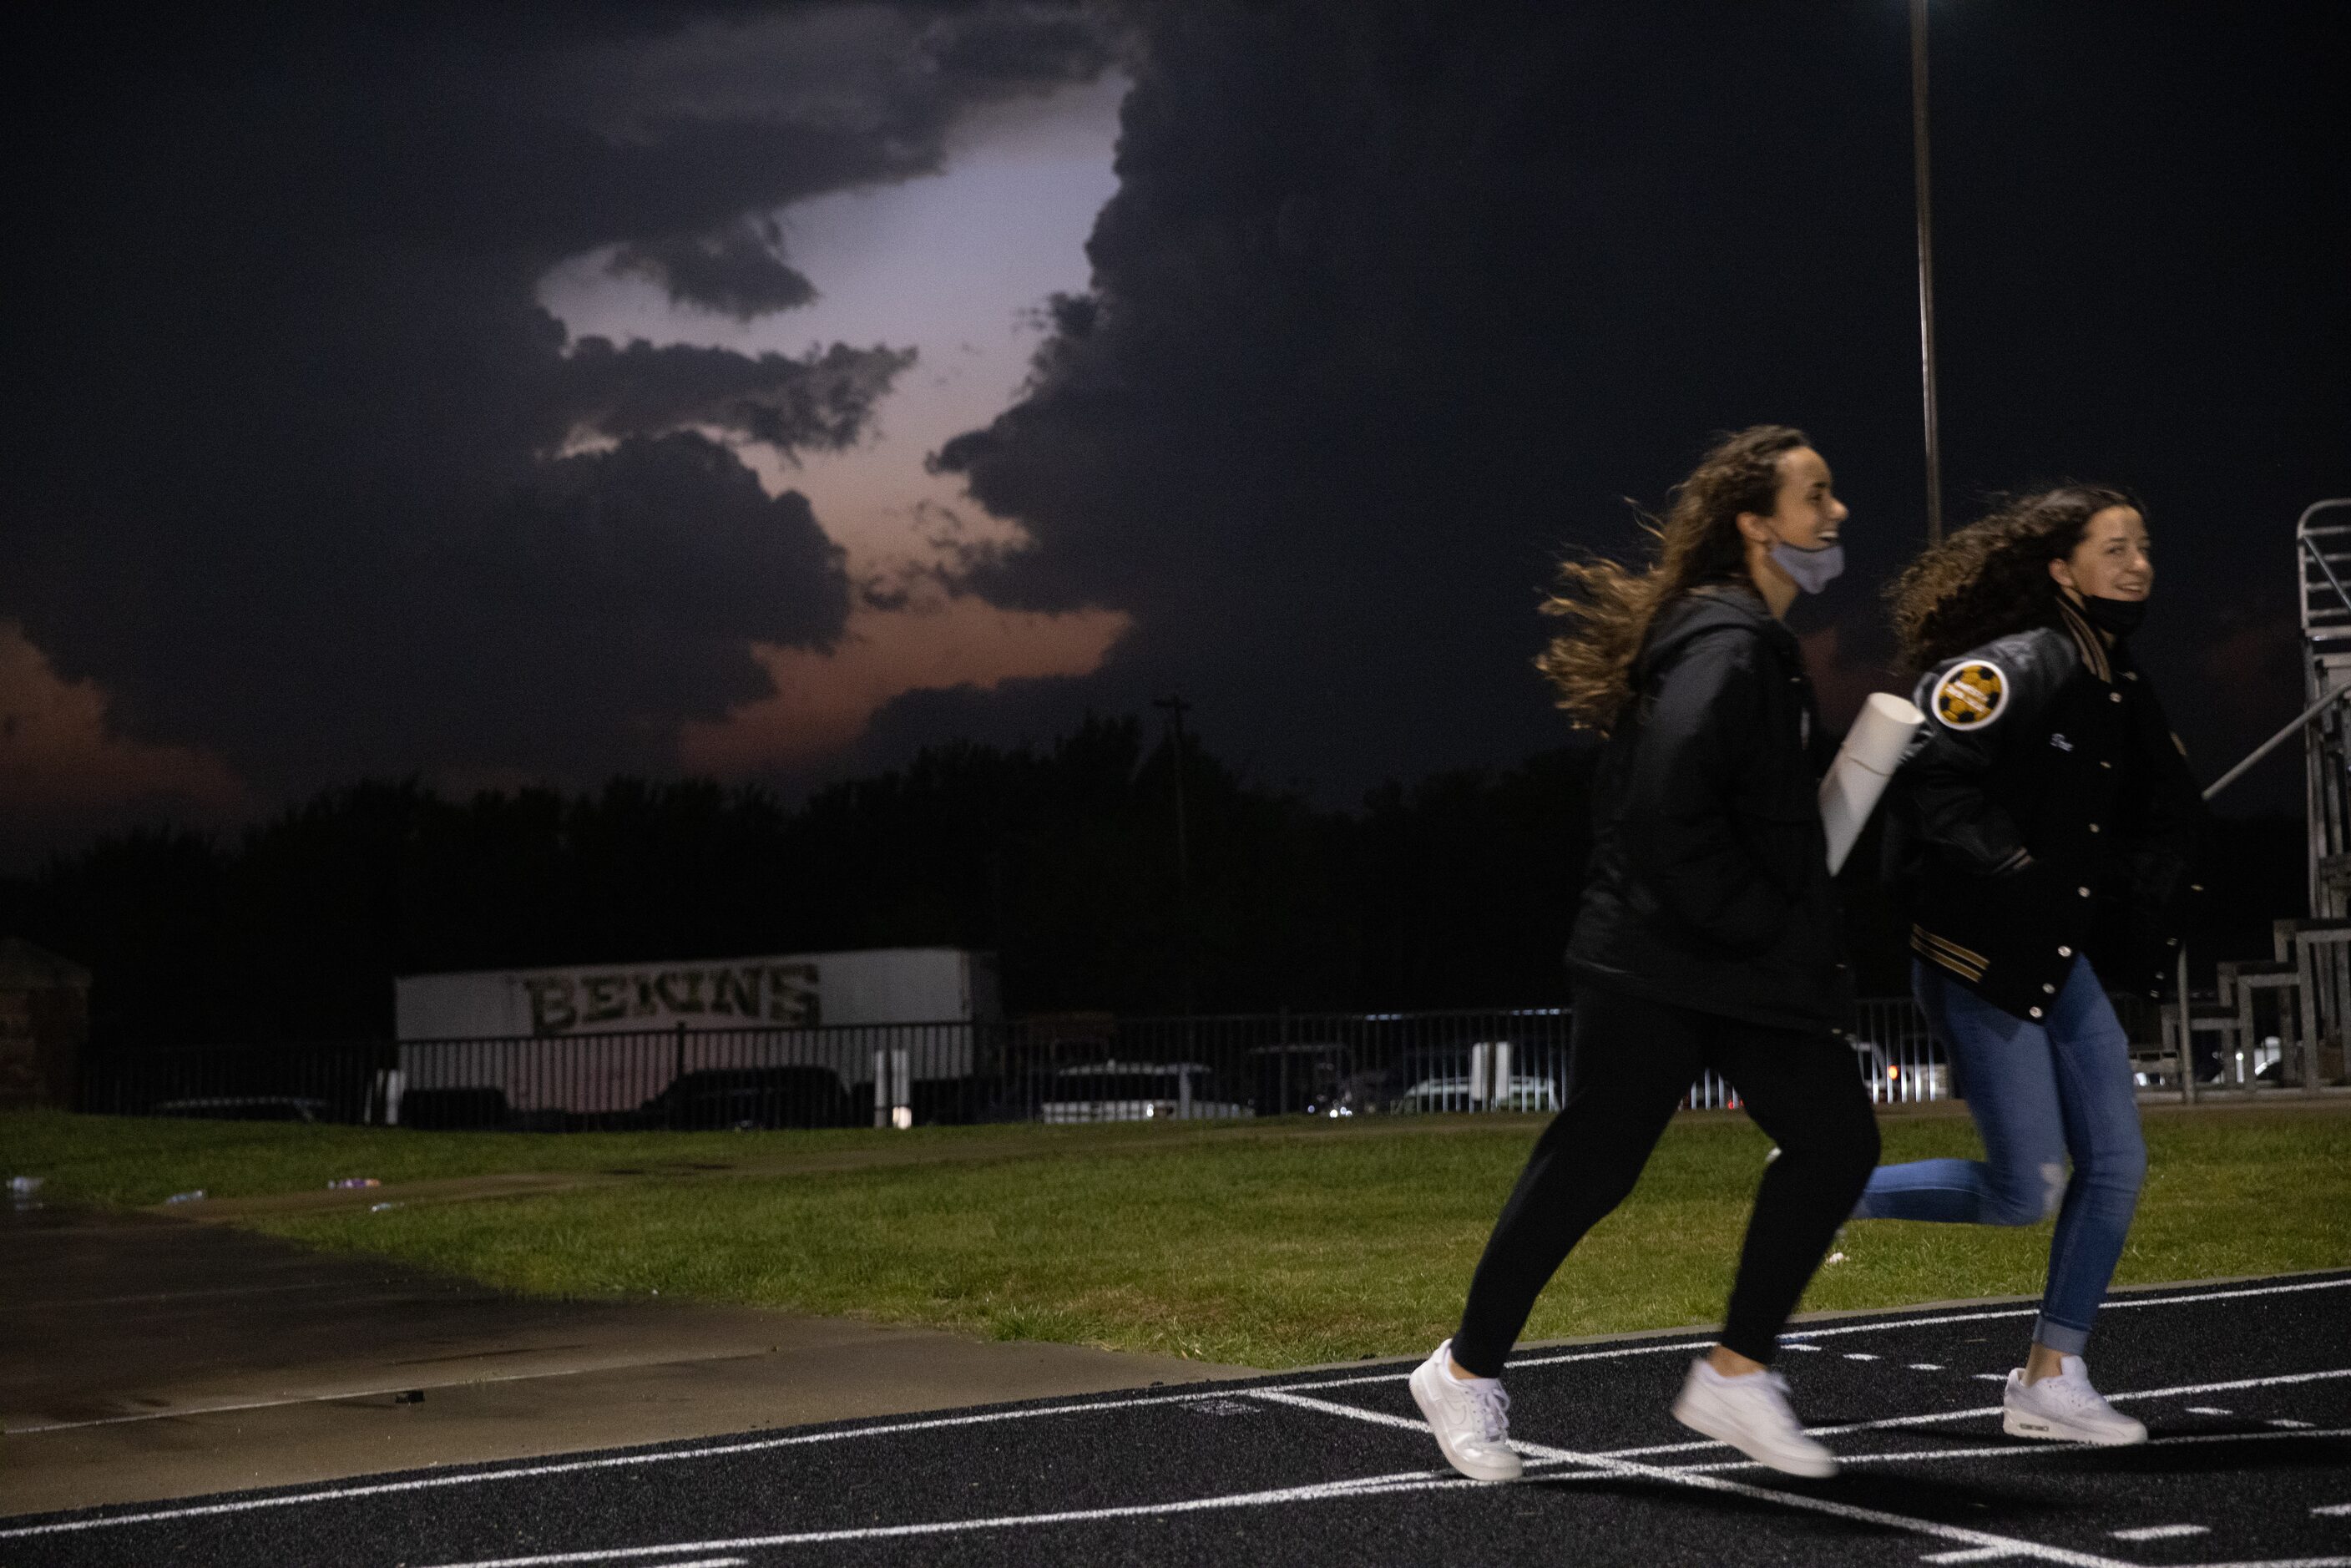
top-left (1671, 1358), bottom-right (1838, 1479)
top-left (2002, 1358), bottom-right (2147, 1445)
top-left (1408, 1341), bottom-right (1523, 1481)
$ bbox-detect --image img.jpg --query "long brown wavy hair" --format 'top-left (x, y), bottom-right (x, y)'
top-left (1886, 484), bottom-right (2139, 672)
top-left (1536, 424), bottom-right (1808, 734)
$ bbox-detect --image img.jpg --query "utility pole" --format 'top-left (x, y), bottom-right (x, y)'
top-left (1911, 0), bottom-right (1945, 546)
top-left (1152, 695), bottom-right (1195, 1014)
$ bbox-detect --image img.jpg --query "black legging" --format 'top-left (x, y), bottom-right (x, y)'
top-left (1450, 979), bottom-right (1880, 1376)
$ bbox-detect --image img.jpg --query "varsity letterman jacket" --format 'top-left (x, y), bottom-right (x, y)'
top-left (1882, 594), bottom-right (2204, 1021)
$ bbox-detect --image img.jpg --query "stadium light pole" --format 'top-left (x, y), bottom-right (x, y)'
top-left (1911, 0), bottom-right (1945, 546)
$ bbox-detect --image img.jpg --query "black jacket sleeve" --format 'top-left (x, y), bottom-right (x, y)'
top-left (1905, 637), bottom-right (2065, 878)
top-left (1615, 627), bottom-right (1792, 954)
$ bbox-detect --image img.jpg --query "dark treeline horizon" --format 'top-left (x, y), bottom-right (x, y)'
top-left (0, 713), bottom-right (2306, 1050)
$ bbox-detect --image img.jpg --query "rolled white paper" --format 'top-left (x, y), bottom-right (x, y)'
top-left (1820, 691), bottom-right (1926, 875)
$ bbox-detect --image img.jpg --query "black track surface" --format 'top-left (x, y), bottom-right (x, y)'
top-left (8, 1272), bottom-right (2350, 1567)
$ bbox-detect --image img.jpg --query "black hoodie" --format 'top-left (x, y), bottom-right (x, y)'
top-left (1565, 583), bottom-right (1853, 1032)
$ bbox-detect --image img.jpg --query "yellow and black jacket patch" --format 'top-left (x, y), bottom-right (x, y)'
top-left (1930, 660), bottom-right (2007, 730)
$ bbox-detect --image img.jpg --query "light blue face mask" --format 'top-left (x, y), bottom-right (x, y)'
top-left (1767, 537), bottom-right (1845, 594)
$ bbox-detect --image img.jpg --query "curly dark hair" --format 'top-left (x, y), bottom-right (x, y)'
top-left (1887, 484), bottom-right (2141, 672)
top-left (1535, 425), bottom-right (1807, 734)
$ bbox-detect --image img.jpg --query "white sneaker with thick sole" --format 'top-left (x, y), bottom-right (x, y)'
top-left (1408, 1340), bottom-right (1523, 1481)
top-left (2002, 1357), bottom-right (2147, 1444)
top-left (1670, 1358), bottom-right (1838, 1479)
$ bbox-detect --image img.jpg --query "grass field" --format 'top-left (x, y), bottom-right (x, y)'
top-left (7, 1105), bottom-right (2347, 1368)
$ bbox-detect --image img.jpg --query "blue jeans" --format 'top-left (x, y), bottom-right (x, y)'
top-left (1854, 958), bottom-right (2146, 1354)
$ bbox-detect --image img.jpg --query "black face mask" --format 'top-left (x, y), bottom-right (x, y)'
top-left (2078, 594), bottom-right (2148, 637)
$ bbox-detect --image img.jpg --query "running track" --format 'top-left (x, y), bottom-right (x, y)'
top-left (7, 1272), bottom-right (2349, 1566)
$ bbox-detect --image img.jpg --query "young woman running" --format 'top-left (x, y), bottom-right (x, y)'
top-left (1411, 425), bottom-right (1881, 1482)
top-left (1857, 488), bottom-right (2202, 1445)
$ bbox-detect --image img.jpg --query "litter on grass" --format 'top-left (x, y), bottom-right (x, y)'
top-left (329, 1177), bottom-right (382, 1189)
top-left (164, 1190), bottom-right (206, 1204)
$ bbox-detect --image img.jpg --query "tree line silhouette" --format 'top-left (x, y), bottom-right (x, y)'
top-left (0, 713), bottom-right (2303, 1050)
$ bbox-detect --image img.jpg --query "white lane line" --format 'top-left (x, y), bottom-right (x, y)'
top-left (1920, 1550), bottom-right (2025, 1564)
top-left (2274, 1419), bottom-right (2318, 1429)
top-left (1242, 1388), bottom-right (2132, 1568)
top-left (1601, 1368), bottom-right (2351, 1464)
top-left (1847, 1353), bottom-right (1882, 1361)
top-left (1911, 1363), bottom-right (1946, 1372)
top-left (2112, 1524), bottom-right (2209, 1540)
top-left (409, 1469), bottom-right (1506, 1568)
top-left (1456, 1271), bottom-right (2348, 1378)
top-left (9, 1276), bottom-right (2345, 1540)
top-left (2185, 1407), bottom-right (2233, 1415)
top-left (1777, 1273), bottom-right (2351, 1345)
top-left (0, 1390), bottom-right (1229, 1539)
top-left (1657, 1424), bottom-right (2351, 1476)
top-left (2316, 1501), bottom-right (2351, 1515)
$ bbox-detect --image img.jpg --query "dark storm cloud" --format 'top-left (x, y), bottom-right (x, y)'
top-left (560, 336), bottom-right (918, 450)
top-left (3, 3), bottom-right (1114, 792)
top-left (611, 217), bottom-right (819, 320)
top-left (458, 434), bottom-right (848, 772)
top-left (910, 1), bottom-right (2347, 805)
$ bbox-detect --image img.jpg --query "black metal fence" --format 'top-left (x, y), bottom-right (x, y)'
top-left (73, 992), bottom-right (2174, 1133)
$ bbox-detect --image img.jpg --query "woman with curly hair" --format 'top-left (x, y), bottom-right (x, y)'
top-left (1855, 486), bottom-right (2203, 1445)
top-left (1410, 425), bottom-right (1880, 1483)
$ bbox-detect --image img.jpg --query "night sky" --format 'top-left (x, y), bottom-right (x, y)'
top-left (3, 2), bottom-right (2344, 867)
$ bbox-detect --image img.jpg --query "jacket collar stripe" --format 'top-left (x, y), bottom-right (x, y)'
top-left (2053, 595), bottom-right (2113, 683)
top-left (1912, 924), bottom-right (1989, 978)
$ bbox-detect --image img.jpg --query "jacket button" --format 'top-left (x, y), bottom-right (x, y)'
top-left (2029, 1006), bottom-right (2045, 1019)
top-left (2110, 691), bottom-right (2123, 703)
top-left (2058, 945), bottom-right (2072, 957)
top-left (2044, 982), bottom-right (2057, 994)
top-left (2100, 760), bottom-right (2112, 770)
top-left (2088, 823), bottom-right (2101, 832)
top-left (2078, 886), bottom-right (2091, 898)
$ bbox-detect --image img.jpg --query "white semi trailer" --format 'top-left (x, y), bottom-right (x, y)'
top-left (392, 948), bottom-right (998, 1118)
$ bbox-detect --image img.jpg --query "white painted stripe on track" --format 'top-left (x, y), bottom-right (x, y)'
top-left (411, 1394), bottom-right (2150, 1568)
top-left (2112, 1525), bottom-right (2210, 1540)
top-left (1586, 1366), bottom-right (2351, 1460)
top-left (1227, 1388), bottom-right (2136, 1568)
top-left (1602, 1423), bottom-right (2351, 1476)
top-left (1496, 1274), bottom-right (2351, 1376)
top-left (2316, 1502), bottom-right (2351, 1515)
top-left (7, 1272), bottom-right (2343, 1540)
top-left (1919, 1550), bottom-right (2026, 1564)
top-left (1777, 1274), bottom-right (2351, 1344)
top-left (407, 1471), bottom-right (1499, 1567)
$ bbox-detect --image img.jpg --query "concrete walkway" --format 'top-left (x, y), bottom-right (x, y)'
top-left (0, 1203), bottom-right (1261, 1518)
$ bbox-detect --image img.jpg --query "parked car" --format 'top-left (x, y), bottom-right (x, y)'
top-left (1393, 1075), bottom-right (1560, 1114)
top-left (1039, 1061), bottom-right (1250, 1122)
top-left (640, 1066), bottom-right (853, 1130)
top-left (151, 1095), bottom-right (328, 1123)
top-left (1851, 1039), bottom-right (1950, 1103)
